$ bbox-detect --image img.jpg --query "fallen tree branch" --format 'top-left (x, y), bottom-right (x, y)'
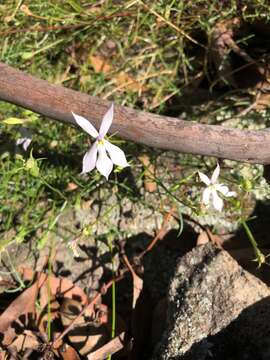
top-left (0, 62), bottom-right (270, 164)
top-left (87, 332), bottom-right (126, 360)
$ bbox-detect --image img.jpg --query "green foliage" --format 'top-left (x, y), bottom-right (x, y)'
top-left (0, 0), bottom-right (270, 264)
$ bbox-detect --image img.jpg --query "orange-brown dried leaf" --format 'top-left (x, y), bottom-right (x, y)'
top-left (9, 330), bottom-right (39, 353)
top-left (20, 267), bottom-right (88, 306)
top-left (196, 231), bottom-right (209, 246)
top-left (0, 351), bottom-right (8, 360)
top-left (89, 55), bottom-right (111, 73)
top-left (132, 272), bottom-right (143, 310)
top-left (65, 182), bottom-right (79, 192)
top-left (0, 280), bottom-right (41, 346)
top-left (58, 344), bottom-right (81, 360)
top-left (60, 298), bottom-right (109, 356)
top-left (89, 55), bottom-right (145, 92)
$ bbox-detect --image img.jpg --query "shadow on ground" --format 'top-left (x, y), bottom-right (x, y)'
top-left (181, 296), bottom-right (270, 360)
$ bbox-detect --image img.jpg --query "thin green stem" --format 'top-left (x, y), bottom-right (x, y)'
top-left (107, 234), bottom-right (116, 360)
top-left (111, 280), bottom-right (116, 338)
top-left (1, 249), bottom-right (25, 292)
top-left (40, 176), bottom-right (67, 200)
top-left (242, 220), bottom-right (266, 267)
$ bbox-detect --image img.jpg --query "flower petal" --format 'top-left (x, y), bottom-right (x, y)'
top-left (212, 189), bottom-right (223, 211)
top-left (211, 163), bottom-right (220, 184)
top-left (72, 112), bottom-right (99, 138)
top-left (22, 138), bottom-right (31, 151)
top-left (104, 140), bottom-right (129, 168)
top-left (96, 144), bottom-right (113, 179)
top-left (216, 184), bottom-right (236, 198)
top-left (198, 171), bottom-right (211, 186)
top-left (16, 137), bottom-right (32, 151)
top-left (226, 191), bottom-right (237, 197)
top-left (82, 141), bottom-right (98, 174)
top-left (216, 184), bottom-right (229, 195)
top-left (16, 138), bottom-right (25, 146)
top-left (202, 187), bottom-right (211, 206)
top-left (99, 104), bottom-right (114, 138)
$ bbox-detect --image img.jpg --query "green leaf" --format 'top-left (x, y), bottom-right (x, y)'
top-left (66, 0), bottom-right (84, 12)
top-left (242, 178), bottom-right (252, 192)
top-left (15, 228), bottom-right (28, 243)
top-left (21, 52), bottom-right (33, 60)
top-left (2, 117), bottom-right (25, 125)
top-left (22, 110), bottom-right (39, 122)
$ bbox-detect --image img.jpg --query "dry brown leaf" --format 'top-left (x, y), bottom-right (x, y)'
top-left (138, 154), bottom-right (157, 193)
top-left (132, 272), bottom-right (143, 310)
top-left (20, 267), bottom-right (88, 306)
top-left (89, 55), bottom-right (111, 73)
top-left (206, 229), bottom-right (224, 248)
top-left (60, 298), bottom-right (109, 356)
top-left (58, 344), bottom-right (81, 360)
top-left (87, 332), bottom-right (126, 360)
top-left (196, 231), bottom-right (210, 246)
top-left (81, 199), bottom-right (94, 210)
top-left (65, 182), bottom-right (79, 192)
top-left (89, 55), bottom-right (145, 92)
top-left (18, 267), bottom-right (90, 346)
top-left (122, 254), bottom-right (143, 310)
top-left (257, 93), bottom-right (270, 110)
top-left (114, 72), bottom-right (143, 92)
top-left (14, 268), bottom-right (127, 358)
top-left (60, 298), bottom-right (92, 327)
top-left (0, 351), bottom-right (7, 360)
top-left (0, 279), bottom-right (42, 346)
top-left (196, 229), bottom-right (224, 248)
top-left (9, 330), bottom-right (39, 353)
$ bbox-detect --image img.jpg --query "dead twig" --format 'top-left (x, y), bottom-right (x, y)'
top-left (138, 207), bottom-right (175, 259)
top-left (87, 332), bottom-right (126, 360)
top-left (1, 62), bottom-right (270, 163)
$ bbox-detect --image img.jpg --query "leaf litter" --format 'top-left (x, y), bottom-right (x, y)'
top-left (89, 55), bottom-right (147, 93)
top-left (0, 206), bottom-right (178, 359)
top-left (0, 267), bottom-right (126, 359)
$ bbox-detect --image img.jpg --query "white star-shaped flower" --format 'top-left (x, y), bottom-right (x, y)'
top-left (16, 128), bottom-right (32, 151)
top-left (72, 104), bottom-right (129, 179)
top-left (198, 163), bottom-right (236, 212)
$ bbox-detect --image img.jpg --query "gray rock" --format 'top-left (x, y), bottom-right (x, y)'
top-left (153, 243), bottom-right (270, 360)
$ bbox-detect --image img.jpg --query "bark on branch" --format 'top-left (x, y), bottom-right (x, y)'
top-left (0, 61), bottom-right (269, 164)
